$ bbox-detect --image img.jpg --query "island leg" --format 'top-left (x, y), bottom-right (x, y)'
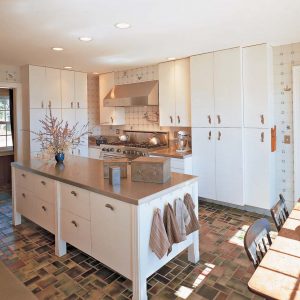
top-left (188, 231), bottom-right (200, 263)
top-left (11, 167), bottom-right (21, 226)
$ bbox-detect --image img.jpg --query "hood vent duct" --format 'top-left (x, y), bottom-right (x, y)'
top-left (103, 80), bottom-right (158, 107)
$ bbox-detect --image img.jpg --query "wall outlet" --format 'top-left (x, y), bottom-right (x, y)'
top-left (284, 135), bottom-right (291, 144)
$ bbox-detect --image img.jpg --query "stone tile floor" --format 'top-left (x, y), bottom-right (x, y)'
top-left (0, 185), bottom-right (272, 300)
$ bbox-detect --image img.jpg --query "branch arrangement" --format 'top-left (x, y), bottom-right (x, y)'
top-left (31, 108), bottom-right (90, 155)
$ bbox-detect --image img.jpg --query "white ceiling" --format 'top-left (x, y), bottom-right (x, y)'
top-left (0, 0), bottom-right (300, 73)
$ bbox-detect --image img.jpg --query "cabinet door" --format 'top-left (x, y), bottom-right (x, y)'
top-left (61, 108), bottom-right (76, 128)
top-left (45, 68), bottom-right (61, 109)
top-left (243, 44), bottom-right (272, 128)
top-left (214, 48), bottom-right (242, 127)
top-left (30, 109), bottom-right (46, 152)
top-left (192, 128), bottom-right (216, 200)
top-left (159, 61), bottom-right (176, 126)
top-left (75, 108), bottom-right (88, 151)
top-left (215, 128), bottom-right (244, 205)
top-left (29, 65), bottom-right (46, 108)
top-left (175, 58), bottom-right (191, 126)
top-left (75, 72), bottom-right (87, 109)
top-left (111, 107), bottom-right (125, 125)
top-left (244, 128), bottom-right (273, 209)
top-left (190, 53), bottom-right (214, 127)
top-left (61, 70), bottom-right (75, 109)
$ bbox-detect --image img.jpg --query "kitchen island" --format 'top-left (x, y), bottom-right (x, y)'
top-left (11, 156), bottom-right (199, 300)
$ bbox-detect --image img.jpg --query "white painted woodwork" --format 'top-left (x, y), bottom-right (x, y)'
top-left (61, 183), bottom-right (90, 220)
top-left (29, 109), bottom-right (46, 152)
top-left (243, 44), bottom-right (273, 128)
top-left (15, 186), bottom-right (35, 220)
top-left (61, 210), bottom-right (92, 255)
top-left (192, 128), bottom-right (216, 200)
top-left (32, 173), bottom-right (55, 204)
top-left (28, 65), bottom-right (46, 108)
top-left (88, 148), bottom-right (101, 159)
top-left (61, 108), bottom-right (76, 128)
top-left (90, 193), bottom-right (132, 279)
top-left (35, 198), bottom-right (55, 234)
top-left (215, 128), bottom-right (244, 205)
top-left (61, 70), bottom-right (75, 109)
top-left (45, 67), bottom-right (61, 109)
top-left (159, 61), bottom-right (176, 126)
top-left (15, 169), bottom-right (33, 189)
top-left (244, 128), bottom-right (276, 209)
top-left (75, 72), bottom-right (88, 109)
top-left (214, 47), bottom-right (243, 127)
top-left (190, 53), bottom-right (214, 127)
top-left (174, 58), bottom-right (191, 126)
top-left (11, 168), bottom-right (21, 226)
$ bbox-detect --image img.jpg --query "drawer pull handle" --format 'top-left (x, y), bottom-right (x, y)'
top-left (208, 115), bottom-right (211, 124)
top-left (105, 204), bottom-right (114, 211)
top-left (71, 191), bottom-right (77, 197)
top-left (177, 115), bottom-right (180, 124)
top-left (22, 193), bottom-right (26, 198)
top-left (170, 116), bottom-right (173, 124)
top-left (42, 205), bottom-right (47, 212)
top-left (208, 131), bottom-right (211, 140)
top-left (217, 115), bottom-right (221, 124)
top-left (77, 102), bottom-right (80, 109)
top-left (41, 180), bottom-right (46, 186)
top-left (71, 102), bottom-right (73, 108)
top-left (21, 173), bottom-right (26, 178)
top-left (260, 114), bottom-right (265, 125)
top-left (218, 131), bottom-right (221, 141)
top-left (71, 220), bottom-right (78, 227)
top-left (261, 132), bottom-right (265, 143)
top-left (111, 117), bottom-right (114, 124)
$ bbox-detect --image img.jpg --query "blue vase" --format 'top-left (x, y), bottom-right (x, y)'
top-left (55, 152), bottom-right (65, 163)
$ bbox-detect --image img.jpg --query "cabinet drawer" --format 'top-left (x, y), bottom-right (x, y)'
top-left (170, 158), bottom-right (185, 169)
top-left (61, 210), bottom-right (91, 255)
top-left (34, 199), bottom-right (55, 234)
top-left (32, 174), bottom-right (55, 204)
top-left (90, 193), bottom-right (132, 279)
top-left (15, 169), bottom-right (33, 189)
top-left (61, 184), bottom-right (90, 220)
top-left (16, 186), bottom-right (36, 220)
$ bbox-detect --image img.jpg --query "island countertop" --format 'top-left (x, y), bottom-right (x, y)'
top-left (148, 146), bottom-right (192, 159)
top-left (12, 156), bottom-right (197, 205)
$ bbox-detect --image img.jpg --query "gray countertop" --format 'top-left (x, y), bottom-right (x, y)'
top-left (12, 156), bottom-right (197, 205)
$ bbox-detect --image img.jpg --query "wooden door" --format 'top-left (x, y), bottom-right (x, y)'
top-left (190, 53), bottom-right (214, 127)
top-left (45, 68), bottom-right (61, 109)
top-left (215, 128), bottom-right (244, 205)
top-left (192, 127), bottom-right (216, 200)
top-left (175, 58), bottom-right (191, 126)
top-left (159, 61), bottom-right (176, 126)
top-left (243, 44), bottom-right (272, 128)
top-left (214, 48), bottom-right (243, 127)
top-left (75, 72), bottom-right (87, 109)
top-left (61, 70), bottom-right (75, 109)
top-left (29, 65), bottom-right (46, 108)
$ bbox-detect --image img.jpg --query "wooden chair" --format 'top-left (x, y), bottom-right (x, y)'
top-left (270, 194), bottom-right (289, 231)
top-left (244, 218), bottom-right (272, 269)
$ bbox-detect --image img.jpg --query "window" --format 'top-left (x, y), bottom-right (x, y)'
top-left (0, 90), bottom-right (13, 150)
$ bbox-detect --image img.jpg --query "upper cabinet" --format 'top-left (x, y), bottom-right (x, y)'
top-left (45, 68), bottom-right (61, 109)
top-left (99, 73), bottom-right (125, 126)
top-left (243, 44), bottom-right (273, 128)
top-left (75, 72), bottom-right (88, 109)
top-left (190, 47), bottom-right (243, 128)
top-left (159, 58), bottom-right (191, 127)
top-left (29, 65), bottom-right (46, 109)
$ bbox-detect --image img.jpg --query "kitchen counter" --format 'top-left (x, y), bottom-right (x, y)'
top-left (149, 146), bottom-right (192, 159)
top-left (12, 156), bottom-right (197, 205)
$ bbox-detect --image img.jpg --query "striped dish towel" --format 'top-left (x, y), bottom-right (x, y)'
top-left (149, 208), bottom-right (170, 259)
top-left (184, 193), bottom-right (200, 235)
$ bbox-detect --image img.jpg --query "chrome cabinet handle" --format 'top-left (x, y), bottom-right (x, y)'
top-left (42, 205), bottom-right (47, 211)
top-left (77, 102), bottom-right (80, 109)
top-left (71, 191), bottom-right (77, 197)
top-left (48, 100), bottom-right (52, 108)
top-left (105, 203), bottom-right (114, 211)
top-left (177, 115), bottom-right (180, 124)
top-left (260, 114), bottom-right (265, 125)
top-left (261, 132), bottom-right (264, 143)
top-left (22, 193), bottom-right (26, 198)
top-left (41, 101), bottom-right (44, 108)
top-left (170, 116), bottom-right (173, 124)
top-left (218, 131), bottom-right (221, 141)
top-left (208, 115), bottom-right (211, 124)
top-left (110, 117), bottom-right (114, 124)
top-left (217, 115), bottom-right (221, 124)
top-left (41, 180), bottom-right (46, 186)
top-left (71, 220), bottom-right (78, 227)
top-left (71, 102), bottom-right (73, 108)
top-left (21, 173), bottom-right (26, 178)
top-left (208, 131), bottom-right (211, 140)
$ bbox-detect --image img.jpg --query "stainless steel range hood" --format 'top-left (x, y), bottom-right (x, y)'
top-left (103, 80), bottom-right (158, 107)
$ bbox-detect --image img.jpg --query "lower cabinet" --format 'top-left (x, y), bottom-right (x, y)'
top-left (90, 192), bottom-right (132, 279)
top-left (88, 148), bottom-right (101, 160)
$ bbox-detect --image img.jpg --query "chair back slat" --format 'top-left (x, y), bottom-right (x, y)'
top-left (271, 194), bottom-right (289, 231)
top-left (244, 218), bottom-right (272, 268)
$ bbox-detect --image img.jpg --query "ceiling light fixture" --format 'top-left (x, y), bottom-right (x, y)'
top-left (63, 66), bottom-right (72, 69)
top-left (115, 22), bottom-right (131, 29)
top-left (167, 57), bottom-right (176, 61)
top-left (93, 72), bottom-right (99, 75)
top-left (79, 37), bottom-right (93, 42)
top-left (52, 47), bottom-right (64, 51)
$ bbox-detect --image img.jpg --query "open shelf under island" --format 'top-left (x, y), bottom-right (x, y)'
top-left (11, 156), bottom-right (199, 300)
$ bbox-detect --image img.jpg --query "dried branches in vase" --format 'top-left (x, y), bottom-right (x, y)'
top-left (31, 108), bottom-right (90, 163)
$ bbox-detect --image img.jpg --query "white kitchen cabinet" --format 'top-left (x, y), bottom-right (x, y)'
top-left (159, 58), bottom-right (191, 127)
top-left (192, 128), bottom-right (216, 200)
top-left (61, 70), bottom-right (75, 109)
top-left (28, 65), bottom-right (46, 108)
top-left (190, 53), bottom-right (214, 127)
top-left (214, 48), bottom-right (243, 127)
top-left (243, 44), bottom-right (273, 128)
top-left (99, 73), bottom-right (125, 125)
top-left (75, 72), bottom-right (88, 109)
top-left (244, 128), bottom-right (276, 209)
top-left (45, 67), bottom-right (61, 109)
top-left (215, 128), bottom-right (244, 205)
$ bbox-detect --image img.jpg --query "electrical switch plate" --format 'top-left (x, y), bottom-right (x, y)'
top-left (284, 135), bottom-right (291, 144)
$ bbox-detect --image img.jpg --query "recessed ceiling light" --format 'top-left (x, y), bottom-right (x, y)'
top-left (92, 72), bottom-right (99, 75)
top-left (63, 66), bottom-right (72, 69)
top-left (52, 47), bottom-right (64, 51)
top-left (167, 57), bottom-right (176, 61)
top-left (115, 22), bottom-right (131, 29)
top-left (79, 37), bottom-right (93, 42)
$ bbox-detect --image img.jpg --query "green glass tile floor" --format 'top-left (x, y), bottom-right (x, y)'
top-left (0, 186), bottom-right (269, 299)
